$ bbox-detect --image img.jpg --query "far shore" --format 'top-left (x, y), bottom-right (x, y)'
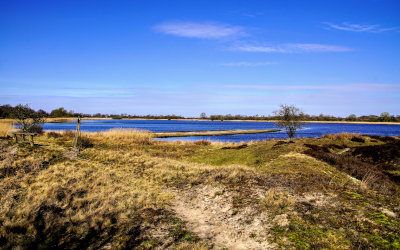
top-left (1, 117), bottom-right (400, 125)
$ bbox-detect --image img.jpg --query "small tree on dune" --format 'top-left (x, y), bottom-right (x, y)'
top-left (274, 104), bottom-right (304, 140)
top-left (12, 104), bottom-right (45, 134)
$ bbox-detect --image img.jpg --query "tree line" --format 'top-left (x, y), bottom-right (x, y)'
top-left (0, 104), bottom-right (398, 122)
top-left (0, 105), bottom-right (184, 120)
top-left (206, 112), bottom-right (399, 122)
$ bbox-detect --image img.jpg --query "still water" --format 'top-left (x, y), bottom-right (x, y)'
top-left (43, 119), bottom-right (400, 142)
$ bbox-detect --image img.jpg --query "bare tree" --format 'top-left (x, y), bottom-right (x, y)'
top-left (274, 104), bottom-right (304, 139)
top-left (12, 104), bottom-right (45, 133)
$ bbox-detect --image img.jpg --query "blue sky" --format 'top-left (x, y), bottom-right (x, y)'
top-left (1, 0), bottom-right (399, 116)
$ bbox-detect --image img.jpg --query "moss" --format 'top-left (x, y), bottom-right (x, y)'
top-left (365, 233), bottom-right (392, 249)
top-left (273, 217), bottom-right (350, 249)
top-left (369, 212), bottom-right (393, 227)
top-left (345, 191), bottom-right (364, 200)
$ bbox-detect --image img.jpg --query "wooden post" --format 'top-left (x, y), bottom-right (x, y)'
top-left (73, 118), bottom-right (81, 149)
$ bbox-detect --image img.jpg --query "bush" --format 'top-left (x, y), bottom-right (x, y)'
top-left (28, 124), bottom-right (44, 134)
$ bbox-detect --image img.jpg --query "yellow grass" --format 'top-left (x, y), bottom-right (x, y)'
top-left (0, 120), bottom-right (14, 137)
top-left (87, 128), bottom-right (154, 144)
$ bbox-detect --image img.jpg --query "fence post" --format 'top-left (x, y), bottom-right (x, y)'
top-left (73, 117), bottom-right (81, 150)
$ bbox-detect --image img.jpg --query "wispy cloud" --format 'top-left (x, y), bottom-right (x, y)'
top-left (220, 61), bottom-right (277, 67)
top-left (323, 22), bottom-right (398, 33)
top-left (231, 43), bottom-right (352, 53)
top-left (223, 83), bottom-right (400, 92)
top-left (153, 21), bottom-right (245, 39)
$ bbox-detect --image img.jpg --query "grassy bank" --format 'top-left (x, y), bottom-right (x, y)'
top-left (154, 129), bottom-right (280, 138)
top-left (0, 129), bottom-right (399, 249)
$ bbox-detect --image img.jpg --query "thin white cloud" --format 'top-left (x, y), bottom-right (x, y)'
top-left (323, 22), bottom-right (398, 33)
top-left (220, 61), bottom-right (277, 67)
top-left (287, 43), bottom-right (353, 52)
top-left (231, 43), bottom-right (352, 53)
top-left (153, 21), bottom-right (245, 39)
top-left (223, 83), bottom-right (400, 92)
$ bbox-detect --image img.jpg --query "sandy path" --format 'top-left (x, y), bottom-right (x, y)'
top-left (171, 185), bottom-right (274, 249)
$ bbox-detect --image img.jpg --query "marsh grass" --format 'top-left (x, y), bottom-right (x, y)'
top-left (90, 128), bottom-right (153, 145)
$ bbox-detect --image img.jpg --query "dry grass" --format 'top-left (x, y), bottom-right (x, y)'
top-left (91, 128), bottom-right (153, 140)
top-left (0, 131), bottom-right (399, 249)
top-left (0, 120), bottom-right (15, 137)
top-left (80, 129), bottom-right (154, 147)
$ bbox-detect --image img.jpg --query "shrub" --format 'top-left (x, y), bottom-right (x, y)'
top-left (28, 124), bottom-right (44, 134)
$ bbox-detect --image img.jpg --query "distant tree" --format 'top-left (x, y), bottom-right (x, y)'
top-left (50, 107), bottom-right (69, 117)
top-left (12, 104), bottom-right (44, 133)
top-left (37, 109), bottom-right (49, 117)
top-left (346, 114), bottom-right (357, 121)
top-left (0, 105), bottom-right (14, 118)
top-left (274, 104), bottom-right (304, 139)
top-left (380, 112), bottom-right (391, 122)
top-left (200, 112), bottom-right (207, 119)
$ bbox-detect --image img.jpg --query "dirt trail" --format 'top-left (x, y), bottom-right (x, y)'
top-left (171, 185), bottom-right (274, 249)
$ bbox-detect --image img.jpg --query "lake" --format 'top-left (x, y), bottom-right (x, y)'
top-left (43, 119), bottom-right (400, 142)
